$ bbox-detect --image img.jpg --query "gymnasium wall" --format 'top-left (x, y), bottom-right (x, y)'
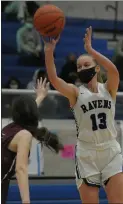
top-left (38, 1), bottom-right (123, 20)
top-left (2, 118), bottom-right (123, 177)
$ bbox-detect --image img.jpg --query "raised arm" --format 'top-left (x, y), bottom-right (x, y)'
top-left (43, 38), bottom-right (78, 106)
top-left (84, 26), bottom-right (119, 99)
top-left (35, 77), bottom-right (49, 106)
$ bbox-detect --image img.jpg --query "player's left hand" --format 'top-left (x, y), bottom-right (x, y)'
top-left (83, 26), bottom-right (92, 53)
top-left (35, 77), bottom-right (50, 99)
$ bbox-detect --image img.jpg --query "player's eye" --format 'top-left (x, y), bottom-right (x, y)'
top-left (84, 63), bottom-right (90, 67)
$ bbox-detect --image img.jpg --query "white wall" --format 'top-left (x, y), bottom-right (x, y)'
top-left (38, 1), bottom-right (123, 20)
top-left (2, 119), bottom-right (123, 176)
top-left (2, 119), bottom-right (43, 175)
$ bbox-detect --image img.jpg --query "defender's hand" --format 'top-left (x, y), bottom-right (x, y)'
top-left (35, 77), bottom-right (49, 106)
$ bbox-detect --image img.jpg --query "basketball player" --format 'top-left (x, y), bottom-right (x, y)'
top-left (1, 78), bottom-right (63, 204)
top-left (43, 27), bottom-right (123, 203)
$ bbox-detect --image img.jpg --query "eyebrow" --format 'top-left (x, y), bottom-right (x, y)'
top-left (84, 61), bottom-right (91, 64)
top-left (77, 62), bottom-right (91, 66)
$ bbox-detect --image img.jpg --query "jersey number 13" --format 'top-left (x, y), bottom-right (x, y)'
top-left (90, 113), bottom-right (107, 131)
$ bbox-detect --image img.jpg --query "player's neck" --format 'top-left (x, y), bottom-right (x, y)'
top-left (87, 78), bottom-right (98, 93)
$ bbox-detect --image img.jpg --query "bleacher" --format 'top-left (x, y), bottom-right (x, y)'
top-left (2, 13), bottom-right (123, 88)
top-left (2, 12), bottom-right (123, 204)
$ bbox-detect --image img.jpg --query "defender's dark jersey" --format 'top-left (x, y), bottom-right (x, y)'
top-left (1, 122), bottom-right (24, 182)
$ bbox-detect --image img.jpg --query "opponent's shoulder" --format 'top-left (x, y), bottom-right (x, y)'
top-left (2, 122), bottom-right (22, 138)
top-left (15, 129), bottom-right (32, 143)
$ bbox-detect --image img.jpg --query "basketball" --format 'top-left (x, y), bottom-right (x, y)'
top-left (33, 4), bottom-right (65, 37)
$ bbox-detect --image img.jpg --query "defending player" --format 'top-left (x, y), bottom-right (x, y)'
top-left (1, 78), bottom-right (63, 204)
top-left (43, 27), bottom-right (123, 203)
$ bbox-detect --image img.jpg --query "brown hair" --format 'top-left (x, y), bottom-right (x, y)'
top-left (97, 71), bottom-right (103, 83)
top-left (12, 96), bottom-right (63, 154)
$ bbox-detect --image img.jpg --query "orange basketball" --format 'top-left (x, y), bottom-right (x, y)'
top-left (33, 4), bottom-right (65, 37)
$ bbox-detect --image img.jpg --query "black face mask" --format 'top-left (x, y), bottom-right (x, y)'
top-left (77, 66), bottom-right (96, 84)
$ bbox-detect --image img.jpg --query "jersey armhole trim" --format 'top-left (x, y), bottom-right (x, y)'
top-left (72, 86), bottom-right (84, 109)
top-left (102, 82), bottom-right (116, 105)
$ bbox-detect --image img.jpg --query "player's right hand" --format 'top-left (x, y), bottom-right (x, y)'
top-left (42, 35), bottom-right (60, 52)
top-left (35, 77), bottom-right (49, 99)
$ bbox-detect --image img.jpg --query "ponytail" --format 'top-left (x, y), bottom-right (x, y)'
top-left (97, 71), bottom-right (107, 83)
top-left (11, 96), bottom-right (64, 153)
top-left (97, 71), bottom-right (103, 83)
top-left (34, 127), bottom-right (64, 153)
top-left (17, 125), bottom-right (63, 154)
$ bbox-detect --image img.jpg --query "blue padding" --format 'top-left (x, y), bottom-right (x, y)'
top-left (1, 22), bottom-right (21, 53)
top-left (2, 59), bottom-right (64, 80)
top-left (59, 38), bottom-right (107, 49)
top-left (2, 16), bottom-right (123, 30)
top-left (2, 66), bottom-right (41, 87)
top-left (7, 199), bottom-right (108, 204)
top-left (55, 48), bottom-right (114, 59)
top-left (2, 20), bottom-right (113, 56)
top-left (2, 67), bottom-right (53, 80)
top-left (2, 66), bottom-right (40, 78)
top-left (7, 184), bottom-right (107, 201)
top-left (7, 184), bottom-right (79, 201)
top-left (2, 55), bottom-right (64, 70)
top-left (65, 17), bottom-right (123, 30)
top-left (2, 55), bottom-right (19, 66)
top-left (1, 22), bottom-right (21, 30)
top-left (61, 27), bottom-right (86, 38)
top-left (7, 200), bottom-right (81, 204)
top-left (2, 76), bottom-right (32, 88)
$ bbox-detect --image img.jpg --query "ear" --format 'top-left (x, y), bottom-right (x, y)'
top-left (95, 65), bottom-right (100, 73)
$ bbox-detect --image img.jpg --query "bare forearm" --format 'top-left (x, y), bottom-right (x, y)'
top-left (43, 39), bottom-right (77, 101)
top-left (16, 169), bottom-right (30, 203)
top-left (45, 50), bottom-right (58, 82)
top-left (88, 48), bottom-right (117, 72)
top-left (36, 96), bottom-right (45, 107)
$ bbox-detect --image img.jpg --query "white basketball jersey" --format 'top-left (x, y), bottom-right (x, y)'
top-left (72, 83), bottom-right (117, 144)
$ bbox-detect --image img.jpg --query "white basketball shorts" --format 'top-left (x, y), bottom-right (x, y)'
top-left (75, 140), bottom-right (123, 189)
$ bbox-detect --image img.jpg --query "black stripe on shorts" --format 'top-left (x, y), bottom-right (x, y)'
top-left (75, 145), bottom-right (81, 179)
